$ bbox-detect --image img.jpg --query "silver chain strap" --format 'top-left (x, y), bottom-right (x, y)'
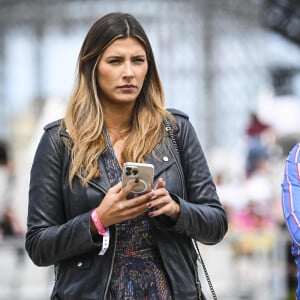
top-left (164, 118), bottom-right (218, 300)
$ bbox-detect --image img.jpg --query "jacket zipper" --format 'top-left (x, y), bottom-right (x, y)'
top-left (103, 225), bottom-right (118, 299)
top-left (165, 124), bottom-right (186, 199)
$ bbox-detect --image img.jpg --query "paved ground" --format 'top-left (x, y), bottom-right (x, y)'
top-left (0, 242), bottom-right (51, 300)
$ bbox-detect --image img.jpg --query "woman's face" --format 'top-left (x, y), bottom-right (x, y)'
top-left (97, 37), bottom-right (148, 107)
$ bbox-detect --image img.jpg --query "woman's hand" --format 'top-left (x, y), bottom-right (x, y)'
top-left (94, 180), bottom-right (152, 229)
top-left (147, 178), bottom-right (180, 222)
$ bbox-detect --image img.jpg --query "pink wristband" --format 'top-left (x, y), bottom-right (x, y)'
top-left (91, 209), bottom-right (107, 236)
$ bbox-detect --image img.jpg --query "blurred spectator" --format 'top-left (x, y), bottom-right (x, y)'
top-left (0, 205), bottom-right (25, 238)
top-left (214, 172), bottom-right (247, 224)
top-left (246, 112), bottom-right (270, 138)
top-left (231, 200), bottom-right (273, 232)
top-left (0, 140), bottom-right (14, 208)
top-left (0, 205), bottom-right (25, 264)
top-left (231, 146), bottom-right (275, 233)
top-left (0, 141), bottom-right (8, 164)
top-left (0, 141), bottom-right (24, 263)
top-left (0, 141), bottom-right (9, 204)
top-left (245, 112), bottom-right (276, 177)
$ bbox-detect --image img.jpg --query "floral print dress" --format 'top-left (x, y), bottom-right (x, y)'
top-left (103, 129), bottom-right (173, 300)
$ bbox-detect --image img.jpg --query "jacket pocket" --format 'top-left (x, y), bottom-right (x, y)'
top-left (52, 257), bottom-right (94, 299)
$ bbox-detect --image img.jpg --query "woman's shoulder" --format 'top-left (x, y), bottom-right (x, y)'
top-left (166, 108), bottom-right (195, 138)
top-left (39, 119), bottom-right (69, 155)
top-left (44, 119), bottom-right (62, 131)
top-left (167, 108), bottom-right (189, 120)
top-left (43, 119), bottom-right (68, 137)
top-left (166, 108), bottom-right (191, 131)
top-left (42, 119), bottom-right (69, 146)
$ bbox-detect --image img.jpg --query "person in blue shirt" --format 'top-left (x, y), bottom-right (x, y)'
top-left (282, 142), bottom-right (300, 300)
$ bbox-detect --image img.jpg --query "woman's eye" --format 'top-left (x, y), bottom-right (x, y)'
top-left (108, 58), bottom-right (122, 64)
top-left (133, 57), bottom-right (145, 63)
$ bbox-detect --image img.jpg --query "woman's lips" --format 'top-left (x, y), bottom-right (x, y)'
top-left (118, 85), bottom-right (137, 92)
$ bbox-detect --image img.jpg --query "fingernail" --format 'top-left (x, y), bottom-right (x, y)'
top-left (149, 212), bottom-right (154, 217)
top-left (147, 202), bottom-right (152, 208)
top-left (135, 179), bottom-right (139, 183)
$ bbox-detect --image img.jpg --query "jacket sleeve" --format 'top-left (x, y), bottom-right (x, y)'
top-left (282, 143), bottom-right (300, 248)
top-left (160, 110), bottom-right (228, 244)
top-left (25, 128), bottom-right (101, 266)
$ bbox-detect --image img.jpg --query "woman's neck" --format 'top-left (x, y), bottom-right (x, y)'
top-left (104, 107), bottom-right (133, 142)
top-left (103, 107), bottom-right (133, 164)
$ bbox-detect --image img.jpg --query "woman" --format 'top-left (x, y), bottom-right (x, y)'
top-left (25, 12), bottom-right (228, 300)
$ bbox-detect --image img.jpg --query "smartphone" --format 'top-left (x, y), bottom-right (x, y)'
top-left (121, 162), bottom-right (154, 195)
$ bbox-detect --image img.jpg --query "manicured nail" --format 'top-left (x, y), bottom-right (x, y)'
top-left (135, 179), bottom-right (139, 183)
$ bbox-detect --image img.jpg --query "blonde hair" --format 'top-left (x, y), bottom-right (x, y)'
top-left (64, 13), bottom-right (173, 186)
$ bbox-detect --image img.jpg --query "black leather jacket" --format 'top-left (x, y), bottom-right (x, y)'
top-left (25, 109), bottom-right (228, 300)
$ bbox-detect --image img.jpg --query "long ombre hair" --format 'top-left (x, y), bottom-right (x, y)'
top-left (64, 12), bottom-right (173, 185)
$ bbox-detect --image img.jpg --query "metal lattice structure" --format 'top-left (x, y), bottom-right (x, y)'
top-left (1, 0), bottom-right (300, 149)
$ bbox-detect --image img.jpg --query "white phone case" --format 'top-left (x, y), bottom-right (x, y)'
top-left (121, 162), bottom-right (154, 194)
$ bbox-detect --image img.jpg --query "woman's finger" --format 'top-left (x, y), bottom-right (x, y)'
top-left (154, 177), bottom-right (165, 190)
top-left (119, 179), bottom-right (140, 197)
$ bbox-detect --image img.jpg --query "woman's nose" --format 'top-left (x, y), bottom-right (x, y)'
top-left (123, 62), bottom-right (134, 77)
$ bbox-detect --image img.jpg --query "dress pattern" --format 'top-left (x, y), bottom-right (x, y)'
top-left (103, 129), bottom-right (173, 300)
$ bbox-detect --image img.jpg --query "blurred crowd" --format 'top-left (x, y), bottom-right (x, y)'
top-left (218, 111), bottom-right (277, 232)
top-left (213, 110), bottom-right (296, 299)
